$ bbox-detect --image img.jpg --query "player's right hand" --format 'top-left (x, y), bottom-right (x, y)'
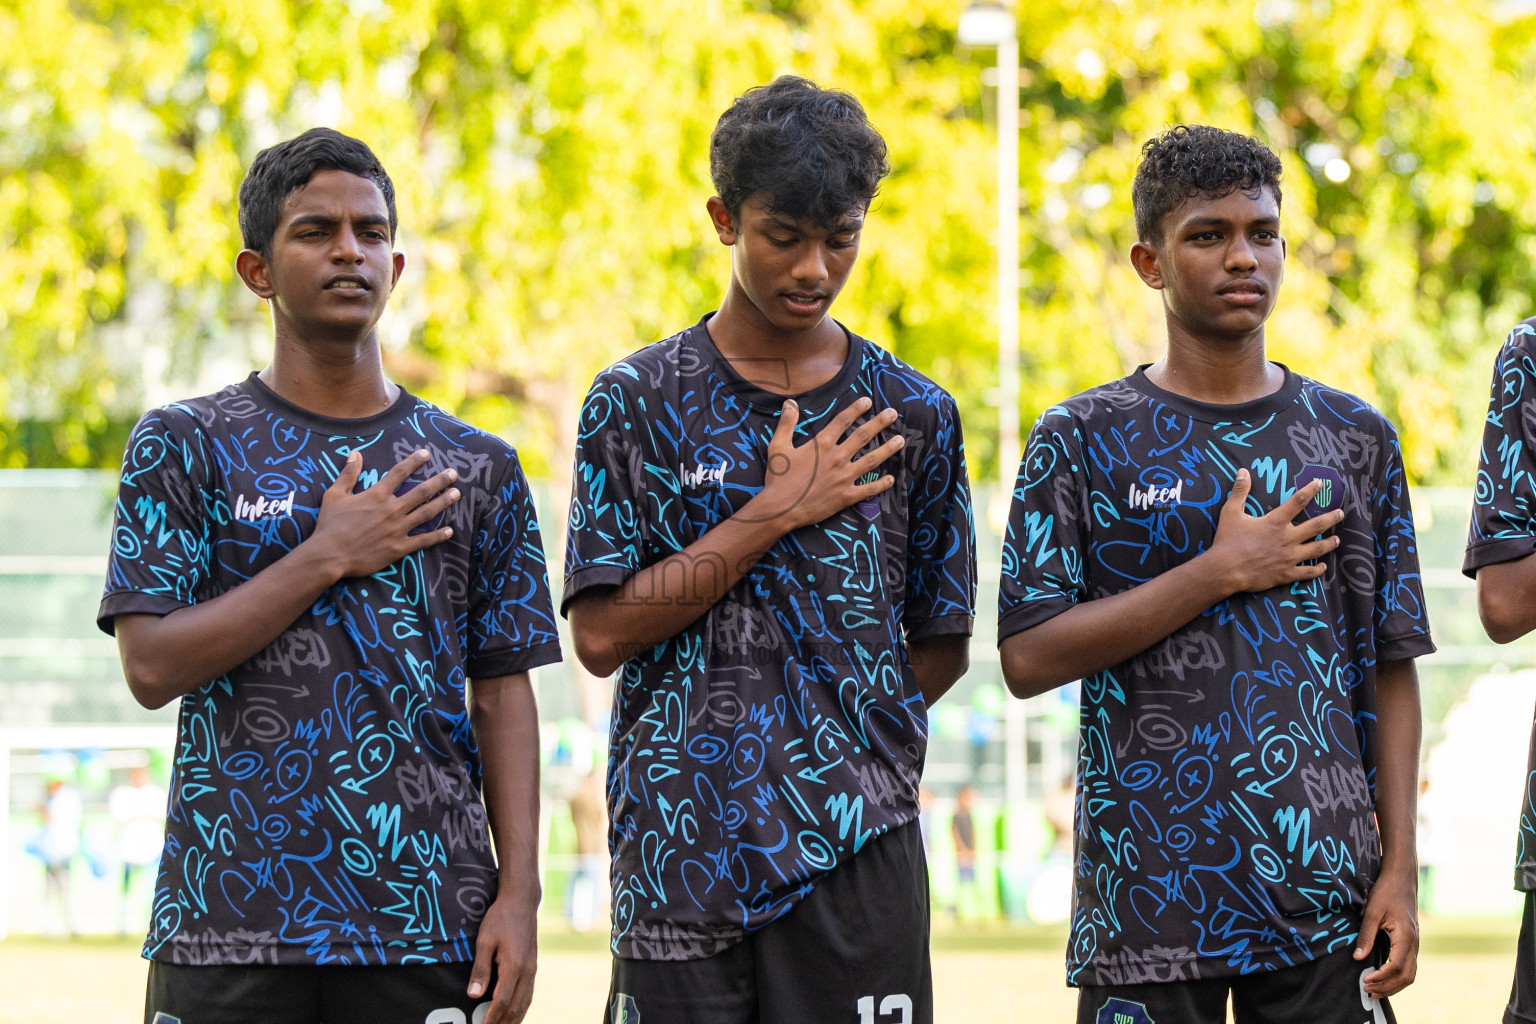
top-left (307, 448), bottom-right (460, 579)
top-left (1208, 469), bottom-right (1345, 594)
top-left (745, 397), bottom-right (904, 532)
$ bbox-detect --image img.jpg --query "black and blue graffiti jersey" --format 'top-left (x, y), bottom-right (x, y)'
top-left (999, 366), bottom-right (1433, 987)
top-left (563, 315), bottom-right (976, 961)
top-left (1464, 317), bottom-right (1536, 892)
top-left (96, 373), bottom-right (561, 965)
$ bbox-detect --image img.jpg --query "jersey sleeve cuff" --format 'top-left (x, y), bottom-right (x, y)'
top-left (559, 564), bottom-right (637, 617)
top-left (997, 597), bottom-right (1075, 643)
top-left (1462, 536), bottom-right (1536, 579)
top-left (904, 613), bottom-right (974, 642)
top-left (468, 639), bottom-right (563, 679)
top-left (96, 592), bottom-right (191, 636)
top-left (1378, 631), bottom-right (1436, 662)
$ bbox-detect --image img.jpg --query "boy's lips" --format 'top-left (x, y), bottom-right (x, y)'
top-left (783, 292), bottom-right (828, 314)
top-left (1217, 280), bottom-right (1266, 305)
top-left (324, 275), bottom-right (371, 291)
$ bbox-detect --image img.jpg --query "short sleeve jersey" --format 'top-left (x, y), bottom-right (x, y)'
top-left (563, 316), bottom-right (976, 961)
top-left (999, 367), bottom-right (1433, 987)
top-left (1463, 317), bottom-right (1536, 891)
top-left (97, 374), bottom-right (561, 966)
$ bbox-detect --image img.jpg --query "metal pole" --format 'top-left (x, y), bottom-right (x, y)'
top-left (994, 28), bottom-right (1028, 821)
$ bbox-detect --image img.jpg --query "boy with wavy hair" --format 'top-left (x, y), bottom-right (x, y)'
top-left (998, 125), bottom-right (1432, 1024)
top-left (563, 77), bottom-right (976, 1024)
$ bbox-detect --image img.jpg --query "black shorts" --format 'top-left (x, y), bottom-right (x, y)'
top-left (1507, 891), bottom-right (1536, 1024)
top-left (605, 819), bottom-right (932, 1024)
top-left (144, 960), bottom-right (484, 1024)
top-left (1075, 942), bottom-right (1394, 1024)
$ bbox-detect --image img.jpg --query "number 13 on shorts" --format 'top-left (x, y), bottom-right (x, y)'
top-left (857, 994), bottom-right (913, 1023)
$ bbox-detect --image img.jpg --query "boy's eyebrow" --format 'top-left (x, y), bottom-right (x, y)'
top-left (1183, 214), bottom-right (1280, 229)
top-left (285, 212), bottom-right (392, 231)
top-left (766, 214), bottom-right (864, 233)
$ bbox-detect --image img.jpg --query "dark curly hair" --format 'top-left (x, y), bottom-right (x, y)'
top-left (238, 128), bottom-right (397, 258)
top-left (710, 76), bottom-right (890, 226)
top-left (1132, 125), bottom-right (1282, 243)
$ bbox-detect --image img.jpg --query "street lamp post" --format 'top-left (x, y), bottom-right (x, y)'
top-left (960, 1), bottom-right (1027, 858)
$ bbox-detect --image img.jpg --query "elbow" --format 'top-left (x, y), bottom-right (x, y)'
top-left (571, 627), bottom-right (623, 680)
top-left (120, 656), bottom-right (178, 710)
top-left (1478, 588), bottom-right (1531, 645)
top-left (999, 637), bottom-right (1068, 699)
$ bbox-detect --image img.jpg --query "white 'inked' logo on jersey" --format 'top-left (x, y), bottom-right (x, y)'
top-left (234, 491), bottom-right (295, 521)
top-left (1126, 479), bottom-right (1182, 510)
top-left (682, 461), bottom-right (726, 488)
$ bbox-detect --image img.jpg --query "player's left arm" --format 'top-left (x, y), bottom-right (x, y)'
top-left (467, 671), bottom-right (541, 1024)
top-left (1357, 655), bottom-right (1421, 998)
top-left (902, 393), bottom-right (977, 705)
top-left (908, 634), bottom-right (970, 704)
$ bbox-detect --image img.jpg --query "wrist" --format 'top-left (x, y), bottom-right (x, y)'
top-left (1190, 547), bottom-right (1243, 601)
top-left (291, 535), bottom-right (347, 588)
top-left (736, 492), bottom-right (801, 541)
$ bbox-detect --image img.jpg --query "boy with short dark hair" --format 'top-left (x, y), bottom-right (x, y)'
top-left (562, 76), bottom-right (976, 1024)
top-left (99, 127), bottom-right (559, 1024)
top-left (998, 125), bottom-right (1432, 1024)
top-left (1463, 317), bottom-right (1536, 1024)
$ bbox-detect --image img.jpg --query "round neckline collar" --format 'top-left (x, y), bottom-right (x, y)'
top-left (689, 312), bottom-right (866, 410)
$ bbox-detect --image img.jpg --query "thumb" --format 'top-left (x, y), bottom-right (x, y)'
top-left (333, 450), bottom-right (362, 493)
top-left (1354, 905), bottom-right (1382, 960)
top-left (771, 400), bottom-right (799, 449)
top-left (1223, 468), bottom-right (1251, 517)
top-left (467, 935), bottom-right (494, 999)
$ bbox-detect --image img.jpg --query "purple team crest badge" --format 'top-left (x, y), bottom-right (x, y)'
top-left (1295, 464), bottom-right (1345, 521)
top-left (856, 471), bottom-right (881, 519)
top-left (1096, 997), bottom-right (1155, 1024)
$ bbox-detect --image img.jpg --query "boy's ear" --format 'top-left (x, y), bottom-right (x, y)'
top-left (235, 249), bottom-right (276, 300)
top-left (706, 196), bottom-right (738, 245)
top-left (1130, 240), bottom-right (1165, 290)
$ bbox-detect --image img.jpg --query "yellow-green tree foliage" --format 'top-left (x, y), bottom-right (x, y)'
top-left (3, 0), bottom-right (1534, 484)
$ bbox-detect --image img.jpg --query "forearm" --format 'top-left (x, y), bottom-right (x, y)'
top-left (1373, 658), bottom-right (1421, 874)
top-left (999, 549), bottom-right (1239, 698)
top-left (115, 542), bottom-right (343, 709)
top-left (569, 499), bottom-right (790, 676)
top-left (472, 673), bottom-right (542, 901)
top-left (910, 634), bottom-right (970, 705)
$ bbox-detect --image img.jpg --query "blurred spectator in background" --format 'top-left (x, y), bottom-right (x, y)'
top-left (38, 776), bottom-right (83, 937)
top-left (109, 764), bottom-right (167, 933)
top-left (917, 785), bottom-right (935, 855)
top-left (567, 770), bottom-right (607, 933)
top-left (951, 785), bottom-right (978, 920)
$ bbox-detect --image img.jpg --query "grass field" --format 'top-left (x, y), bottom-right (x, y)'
top-left (1, 917), bottom-right (1517, 1023)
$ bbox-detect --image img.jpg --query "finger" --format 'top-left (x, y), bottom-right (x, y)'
top-left (853, 473), bottom-right (898, 499)
top-left (400, 468), bottom-right (458, 510)
top-left (1221, 468), bottom-right (1252, 516)
top-left (467, 938), bottom-right (494, 1002)
top-left (1294, 536), bottom-right (1341, 562)
top-left (1363, 948), bottom-right (1411, 997)
top-left (506, 967), bottom-right (536, 1024)
top-left (825, 395), bottom-right (874, 441)
top-left (485, 965), bottom-right (515, 1024)
top-left (769, 400), bottom-right (800, 450)
top-left (841, 407), bottom-right (900, 453)
top-left (330, 450), bottom-right (363, 494)
top-left (379, 448), bottom-right (433, 490)
top-left (1353, 907), bottom-right (1382, 962)
top-left (850, 433), bottom-right (907, 470)
top-left (407, 487), bottom-right (461, 529)
top-left (1275, 478), bottom-right (1324, 518)
top-left (404, 526), bottom-right (455, 554)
